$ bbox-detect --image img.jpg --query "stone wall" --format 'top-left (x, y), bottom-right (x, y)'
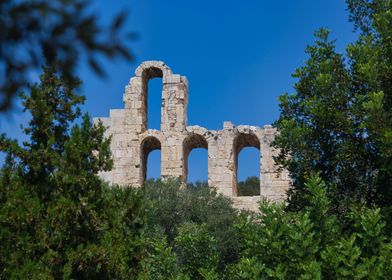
top-left (96, 61), bottom-right (290, 211)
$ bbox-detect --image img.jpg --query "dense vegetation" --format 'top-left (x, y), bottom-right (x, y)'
top-left (237, 176), bottom-right (260, 196)
top-left (1, 0), bottom-right (392, 278)
top-left (273, 0), bottom-right (392, 220)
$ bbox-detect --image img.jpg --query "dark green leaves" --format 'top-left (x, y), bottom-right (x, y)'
top-left (274, 1), bottom-right (392, 213)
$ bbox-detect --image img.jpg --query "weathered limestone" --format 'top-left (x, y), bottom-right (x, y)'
top-left (96, 61), bottom-right (290, 211)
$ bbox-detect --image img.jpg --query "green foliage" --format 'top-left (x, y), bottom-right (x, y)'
top-left (227, 173), bottom-right (392, 280)
top-left (273, 0), bottom-right (392, 219)
top-left (138, 232), bottom-right (186, 280)
top-left (238, 176), bottom-right (260, 196)
top-left (175, 222), bottom-right (218, 279)
top-left (2, 1), bottom-right (392, 278)
top-left (141, 179), bottom-right (241, 272)
top-left (0, 66), bottom-right (146, 278)
top-left (1, 72), bottom-right (391, 278)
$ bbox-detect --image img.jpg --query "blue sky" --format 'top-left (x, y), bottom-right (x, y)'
top-left (0, 0), bottom-right (357, 182)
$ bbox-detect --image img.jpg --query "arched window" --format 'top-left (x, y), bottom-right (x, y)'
top-left (141, 136), bottom-right (161, 182)
top-left (141, 67), bottom-right (163, 130)
top-left (183, 134), bottom-right (208, 183)
top-left (233, 133), bottom-right (261, 196)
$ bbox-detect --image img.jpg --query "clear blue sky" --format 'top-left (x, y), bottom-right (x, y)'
top-left (0, 0), bottom-right (357, 182)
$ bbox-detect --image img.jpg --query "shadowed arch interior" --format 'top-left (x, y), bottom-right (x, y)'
top-left (233, 133), bottom-right (261, 196)
top-left (141, 136), bottom-right (161, 182)
top-left (183, 134), bottom-right (208, 182)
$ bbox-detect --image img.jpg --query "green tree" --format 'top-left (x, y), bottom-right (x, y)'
top-left (141, 179), bottom-right (241, 273)
top-left (138, 232), bottom-right (187, 280)
top-left (175, 222), bottom-right (219, 279)
top-left (273, 0), bottom-right (392, 216)
top-left (227, 174), bottom-right (392, 279)
top-left (0, 66), bottom-right (146, 278)
top-left (238, 176), bottom-right (260, 196)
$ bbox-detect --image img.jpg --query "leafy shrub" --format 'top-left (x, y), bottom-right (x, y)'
top-left (226, 173), bottom-right (392, 279)
top-left (141, 179), bottom-right (241, 272)
top-left (175, 222), bottom-right (218, 279)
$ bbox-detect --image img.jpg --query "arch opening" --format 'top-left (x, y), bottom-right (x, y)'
top-left (141, 67), bottom-right (163, 130)
top-left (233, 133), bottom-right (261, 196)
top-left (141, 136), bottom-right (161, 182)
top-left (183, 134), bottom-right (208, 183)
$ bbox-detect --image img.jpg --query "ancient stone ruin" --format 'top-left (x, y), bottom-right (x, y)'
top-left (96, 61), bottom-right (290, 210)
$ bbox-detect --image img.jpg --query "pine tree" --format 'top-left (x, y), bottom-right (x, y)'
top-left (0, 66), bottom-right (145, 278)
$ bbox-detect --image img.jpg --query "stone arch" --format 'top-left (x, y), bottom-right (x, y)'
top-left (124, 61), bottom-right (188, 133)
top-left (183, 133), bottom-right (208, 182)
top-left (140, 136), bottom-right (162, 182)
top-left (233, 132), bottom-right (261, 196)
top-left (135, 61), bottom-right (173, 78)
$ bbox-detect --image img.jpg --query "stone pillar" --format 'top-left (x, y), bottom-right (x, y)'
top-left (260, 125), bottom-right (289, 201)
top-left (123, 76), bottom-right (145, 133)
top-left (161, 75), bottom-right (188, 132)
top-left (161, 135), bottom-right (184, 180)
top-left (100, 109), bottom-right (142, 186)
top-left (208, 124), bottom-right (236, 197)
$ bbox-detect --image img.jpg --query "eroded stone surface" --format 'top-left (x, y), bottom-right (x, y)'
top-left (95, 61), bottom-right (290, 211)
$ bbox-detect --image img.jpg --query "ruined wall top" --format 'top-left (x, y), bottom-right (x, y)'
top-left (96, 61), bottom-right (290, 211)
top-left (123, 60), bottom-right (188, 132)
